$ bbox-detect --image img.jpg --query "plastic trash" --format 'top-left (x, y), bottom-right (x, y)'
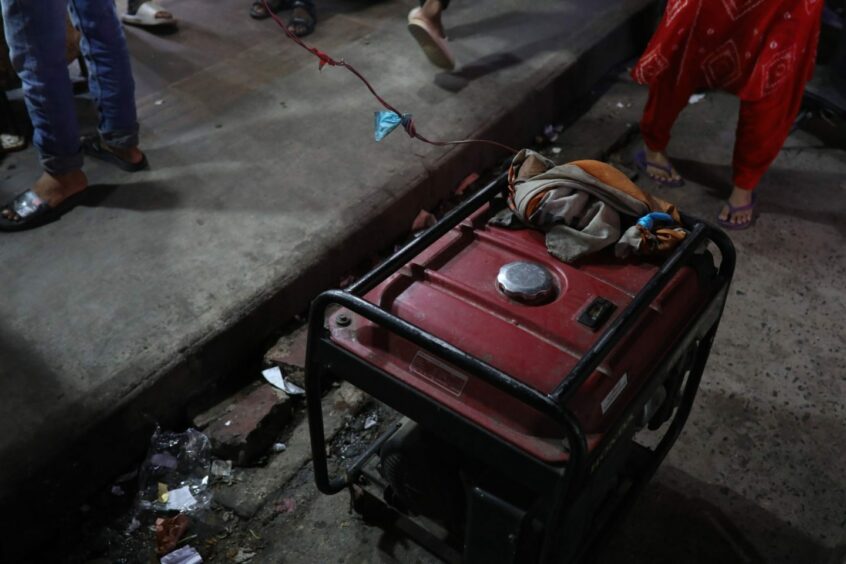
top-left (138, 427), bottom-right (212, 513)
top-left (160, 545), bottom-right (203, 564)
top-left (262, 366), bottom-right (305, 396)
top-left (363, 414), bottom-right (378, 430)
top-left (210, 459), bottom-right (233, 479)
top-left (374, 111), bottom-right (412, 142)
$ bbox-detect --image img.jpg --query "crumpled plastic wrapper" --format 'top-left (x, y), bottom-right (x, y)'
top-left (138, 427), bottom-right (212, 513)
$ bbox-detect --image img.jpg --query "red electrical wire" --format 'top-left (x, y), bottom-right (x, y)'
top-left (262, 0), bottom-right (519, 154)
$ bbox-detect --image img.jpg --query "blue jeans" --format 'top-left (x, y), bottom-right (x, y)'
top-left (1, 0), bottom-right (138, 175)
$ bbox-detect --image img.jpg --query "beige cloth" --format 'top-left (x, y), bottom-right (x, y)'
top-left (492, 150), bottom-right (685, 262)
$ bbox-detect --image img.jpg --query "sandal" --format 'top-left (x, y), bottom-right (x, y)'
top-left (407, 7), bottom-right (455, 70)
top-left (81, 136), bottom-right (149, 172)
top-left (717, 193), bottom-right (757, 230)
top-left (250, 0), bottom-right (290, 20)
top-left (287, 1), bottom-right (316, 37)
top-left (121, 1), bottom-right (177, 27)
top-left (634, 149), bottom-right (685, 188)
top-left (0, 189), bottom-right (83, 232)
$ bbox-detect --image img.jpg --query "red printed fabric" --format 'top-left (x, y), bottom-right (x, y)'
top-left (633, 0), bottom-right (824, 101)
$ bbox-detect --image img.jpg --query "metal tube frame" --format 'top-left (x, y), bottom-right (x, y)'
top-left (304, 172), bottom-right (736, 563)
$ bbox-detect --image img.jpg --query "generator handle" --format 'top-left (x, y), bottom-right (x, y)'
top-left (305, 289), bottom-right (589, 496)
top-left (550, 218), bottom-right (735, 404)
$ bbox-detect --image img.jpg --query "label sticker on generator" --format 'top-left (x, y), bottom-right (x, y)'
top-left (410, 351), bottom-right (468, 396)
top-left (601, 373), bottom-right (628, 415)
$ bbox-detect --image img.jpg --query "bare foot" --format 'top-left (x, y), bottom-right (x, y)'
top-left (103, 143), bottom-right (145, 166)
top-left (643, 146), bottom-right (683, 184)
top-left (1, 170), bottom-right (88, 222)
top-left (718, 186), bottom-right (755, 227)
top-left (419, 0), bottom-right (446, 37)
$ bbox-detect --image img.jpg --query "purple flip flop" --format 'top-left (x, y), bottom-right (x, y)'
top-left (634, 149), bottom-right (685, 188)
top-left (717, 193), bottom-right (757, 230)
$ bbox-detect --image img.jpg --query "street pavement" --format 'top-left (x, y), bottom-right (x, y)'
top-left (0, 0), bottom-right (657, 550)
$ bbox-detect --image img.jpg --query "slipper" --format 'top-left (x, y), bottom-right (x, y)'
top-left (121, 2), bottom-right (177, 27)
top-left (250, 0), bottom-right (290, 20)
top-left (634, 149), bottom-right (685, 188)
top-left (407, 7), bottom-right (455, 70)
top-left (287, 0), bottom-right (317, 37)
top-left (1, 133), bottom-right (26, 153)
top-left (81, 136), bottom-right (149, 172)
top-left (717, 193), bottom-right (757, 230)
top-left (0, 189), bottom-right (83, 232)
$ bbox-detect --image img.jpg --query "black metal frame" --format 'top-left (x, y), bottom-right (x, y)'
top-left (305, 173), bottom-right (736, 562)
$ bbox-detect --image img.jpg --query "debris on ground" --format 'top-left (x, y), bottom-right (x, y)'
top-left (274, 497), bottom-right (297, 514)
top-left (210, 460), bottom-right (233, 480)
top-left (271, 442), bottom-right (287, 453)
top-left (262, 366), bottom-right (305, 396)
top-left (160, 545), bottom-right (203, 564)
top-left (454, 172), bottom-right (480, 196)
top-left (233, 547), bottom-right (256, 562)
top-left (156, 514), bottom-right (191, 555)
top-left (138, 428), bottom-right (212, 513)
top-left (363, 414), bottom-right (378, 430)
top-left (689, 93), bottom-right (706, 104)
top-left (411, 209), bottom-right (436, 232)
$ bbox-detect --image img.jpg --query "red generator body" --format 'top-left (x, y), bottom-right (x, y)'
top-left (305, 174), bottom-right (735, 563)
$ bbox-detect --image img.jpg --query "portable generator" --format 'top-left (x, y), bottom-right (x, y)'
top-left (304, 173), bottom-right (735, 563)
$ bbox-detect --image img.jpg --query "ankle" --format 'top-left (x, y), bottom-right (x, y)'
top-left (729, 186), bottom-right (753, 204)
top-left (34, 170), bottom-right (88, 205)
top-left (421, 0), bottom-right (443, 20)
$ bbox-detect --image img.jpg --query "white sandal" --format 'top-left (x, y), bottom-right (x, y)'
top-left (121, 1), bottom-right (177, 27)
top-left (407, 7), bottom-right (455, 70)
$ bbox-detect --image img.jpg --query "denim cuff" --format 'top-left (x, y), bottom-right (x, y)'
top-left (100, 125), bottom-right (139, 150)
top-left (40, 149), bottom-right (84, 176)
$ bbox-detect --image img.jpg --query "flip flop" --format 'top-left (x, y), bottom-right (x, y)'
top-left (1, 133), bottom-right (26, 153)
top-left (82, 136), bottom-right (149, 172)
top-left (287, 0), bottom-right (317, 37)
top-left (250, 0), bottom-right (290, 20)
top-left (717, 193), bottom-right (757, 230)
top-left (0, 189), bottom-right (84, 232)
top-left (121, 1), bottom-right (177, 27)
top-left (407, 7), bottom-right (455, 70)
top-left (634, 149), bottom-right (685, 188)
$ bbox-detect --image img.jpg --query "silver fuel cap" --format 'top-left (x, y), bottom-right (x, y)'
top-left (496, 261), bottom-right (556, 304)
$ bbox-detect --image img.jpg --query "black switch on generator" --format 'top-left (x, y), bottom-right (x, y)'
top-left (578, 297), bottom-right (616, 330)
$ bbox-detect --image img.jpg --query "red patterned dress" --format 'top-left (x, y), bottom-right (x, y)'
top-left (632, 0), bottom-right (824, 190)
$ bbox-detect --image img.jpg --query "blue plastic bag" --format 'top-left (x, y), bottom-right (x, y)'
top-left (374, 110), bottom-right (412, 142)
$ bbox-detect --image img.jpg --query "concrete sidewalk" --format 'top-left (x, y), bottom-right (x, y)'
top-left (0, 0), bottom-right (656, 510)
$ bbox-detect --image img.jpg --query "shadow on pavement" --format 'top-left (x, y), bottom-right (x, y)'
top-left (594, 465), bottom-right (841, 564)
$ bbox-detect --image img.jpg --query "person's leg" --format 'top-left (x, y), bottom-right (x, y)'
top-left (69, 0), bottom-right (144, 166)
top-left (408, 0), bottom-right (454, 69)
top-left (0, 0), bottom-right (87, 222)
top-left (638, 79), bottom-right (690, 184)
top-left (418, 0), bottom-right (448, 38)
top-left (723, 83), bottom-right (805, 226)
